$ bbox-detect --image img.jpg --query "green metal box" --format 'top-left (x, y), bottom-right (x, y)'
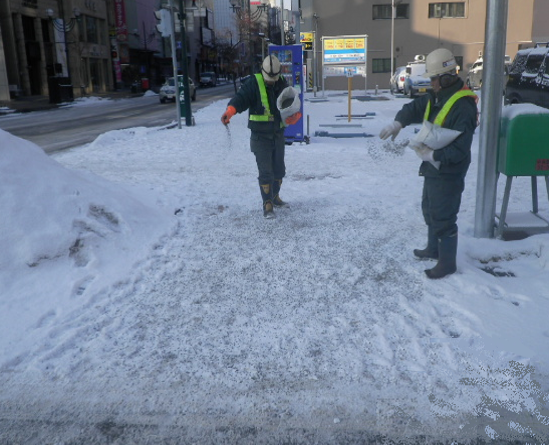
top-left (498, 107), bottom-right (549, 176)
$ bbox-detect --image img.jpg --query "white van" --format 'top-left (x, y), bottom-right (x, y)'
top-left (403, 55), bottom-right (432, 98)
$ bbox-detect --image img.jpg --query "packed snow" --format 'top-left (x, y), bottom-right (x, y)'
top-left (1, 89), bottom-right (549, 444)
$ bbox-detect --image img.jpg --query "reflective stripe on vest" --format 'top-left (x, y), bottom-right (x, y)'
top-left (249, 73), bottom-right (274, 122)
top-left (423, 88), bottom-right (478, 126)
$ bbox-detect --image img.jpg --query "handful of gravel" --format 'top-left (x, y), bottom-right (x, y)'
top-left (382, 138), bottom-right (409, 156)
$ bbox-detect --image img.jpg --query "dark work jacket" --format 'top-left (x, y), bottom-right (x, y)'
top-left (228, 74), bottom-right (288, 135)
top-left (395, 78), bottom-right (478, 178)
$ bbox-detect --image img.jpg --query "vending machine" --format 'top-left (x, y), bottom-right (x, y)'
top-left (269, 44), bottom-right (308, 144)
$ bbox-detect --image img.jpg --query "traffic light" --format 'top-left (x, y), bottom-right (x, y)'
top-left (154, 9), bottom-right (172, 37)
top-left (174, 12), bottom-right (181, 33)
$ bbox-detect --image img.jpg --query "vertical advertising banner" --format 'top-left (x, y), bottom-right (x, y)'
top-left (115, 0), bottom-right (129, 64)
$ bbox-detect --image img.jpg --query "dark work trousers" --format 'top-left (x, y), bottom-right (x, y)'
top-left (421, 176), bottom-right (465, 239)
top-left (250, 130), bottom-right (286, 185)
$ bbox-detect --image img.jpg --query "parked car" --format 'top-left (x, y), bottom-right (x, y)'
top-left (466, 54), bottom-right (511, 89)
top-left (389, 66), bottom-right (407, 94)
top-left (403, 56), bottom-right (432, 98)
top-left (159, 76), bottom-right (196, 103)
top-left (199, 71), bottom-right (217, 87)
top-left (505, 43), bottom-right (549, 108)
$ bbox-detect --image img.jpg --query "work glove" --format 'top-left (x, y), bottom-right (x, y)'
top-left (413, 142), bottom-right (434, 161)
top-left (221, 106), bottom-right (237, 126)
top-left (379, 121), bottom-right (402, 141)
top-left (285, 111), bottom-right (302, 126)
top-left (412, 142), bottom-right (441, 169)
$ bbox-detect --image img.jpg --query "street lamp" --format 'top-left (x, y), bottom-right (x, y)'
top-left (257, 32), bottom-right (270, 61)
top-left (46, 6), bottom-right (81, 81)
top-left (390, 0), bottom-right (403, 78)
top-left (229, 0), bottom-right (270, 75)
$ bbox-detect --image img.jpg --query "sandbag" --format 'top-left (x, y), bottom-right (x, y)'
top-left (411, 120), bottom-right (462, 150)
top-left (277, 87), bottom-right (301, 123)
top-left (409, 120), bottom-right (462, 169)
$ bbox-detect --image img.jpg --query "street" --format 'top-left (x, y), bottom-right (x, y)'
top-left (0, 82), bottom-right (236, 153)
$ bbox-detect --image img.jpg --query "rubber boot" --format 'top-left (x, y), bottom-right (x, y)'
top-left (425, 235), bottom-right (457, 279)
top-left (272, 179), bottom-right (289, 208)
top-left (260, 184), bottom-right (275, 219)
top-left (413, 226), bottom-right (438, 260)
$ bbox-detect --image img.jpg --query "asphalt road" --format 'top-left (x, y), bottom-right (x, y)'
top-left (0, 82), bottom-right (237, 153)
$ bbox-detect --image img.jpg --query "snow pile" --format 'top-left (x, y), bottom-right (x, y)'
top-left (0, 93), bottom-right (548, 443)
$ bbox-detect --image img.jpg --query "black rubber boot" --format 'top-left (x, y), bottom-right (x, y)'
top-left (260, 184), bottom-right (275, 218)
top-left (272, 179), bottom-right (289, 208)
top-left (413, 226), bottom-right (438, 260)
top-left (425, 235), bottom-right (457, 279)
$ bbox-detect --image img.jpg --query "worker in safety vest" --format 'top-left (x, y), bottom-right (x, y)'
top-left (221, 55), bottom-right (302, 219)
top-left (379, 48), bottom-right (478, 279)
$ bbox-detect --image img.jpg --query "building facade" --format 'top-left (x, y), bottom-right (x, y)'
top-left (299, 0), bottom-right (540, 90)
top-left (1, 0), bottom-right (547, 101)
top-left (0, 0), bottom-right (113, 99)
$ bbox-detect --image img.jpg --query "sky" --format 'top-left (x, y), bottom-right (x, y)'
top-left (1, 89), bottom-right (549, 444)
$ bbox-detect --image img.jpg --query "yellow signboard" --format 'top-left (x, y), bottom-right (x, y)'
top-left (322, 35), bottom-right (368, 66)
top-left (345, 39), bottom-right (356, 49)
top-left (300, 32), bottom-right (314, 43)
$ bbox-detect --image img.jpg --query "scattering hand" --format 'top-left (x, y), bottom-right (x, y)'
top-left (221, 106), bottom-right (237, 125)
top-left (379, 121), bottom-right (402, 141)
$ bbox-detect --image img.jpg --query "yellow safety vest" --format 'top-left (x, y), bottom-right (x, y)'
top-left (249, 73), bottom-right (274, 122)
top-left (423, 88), bottom-right (478, 126)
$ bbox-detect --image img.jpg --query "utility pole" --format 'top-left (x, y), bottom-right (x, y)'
top-left (474, 0), bottom-right (509, 237)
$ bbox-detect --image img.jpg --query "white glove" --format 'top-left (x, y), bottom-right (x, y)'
top-left (413, 143), bottom-right (434, 162)
top-left (412, 142), bottom-right (441, 169)
top-left (379, 121), bottom-right (402, 141)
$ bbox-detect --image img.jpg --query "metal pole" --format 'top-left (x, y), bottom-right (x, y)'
top-left (313, 15), bottom-right (318, 96)
top-left (474, 0), bottom-right (509, 238)
top-left (390, 0), bottom-right (394, 79)
top-left (292, 0), bottom-right (300, 43)
top-left (178, 0), bottom-right (193, 126)
top-left (280, 4), bottom-right (284, 44)
top-left (247, 0), bottom-right (253, 75)
top-left (169, 0), bottom-right (182, 129)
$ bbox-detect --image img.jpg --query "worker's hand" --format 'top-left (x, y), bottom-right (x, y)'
top-left (379, 121), bottom-right (402, 141)
top-left (285, 111), bottom-right (302, 126)
top-left (413, 142), bottom-right (435, 162)
top-left (221, 106), bottom-right (237, 126)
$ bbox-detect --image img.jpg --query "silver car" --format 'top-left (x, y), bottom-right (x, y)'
top-left (466, 55), bottom-right (511, 90)
top-left (390, 66), bottom-right (407, 94)
top-left (199, 71), bottom-right (217, 87)
top-left (159, 76), bottom-right (196, 103)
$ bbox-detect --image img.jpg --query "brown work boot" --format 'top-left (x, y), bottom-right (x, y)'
top-left (273, 194), bottom-right (289, 208)
top-left (263, 200), bottom-right (275, 219)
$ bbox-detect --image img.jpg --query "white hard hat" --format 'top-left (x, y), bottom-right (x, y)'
top-left (423, 48), bottom-right (458, 78)
top-left (261, 55), bottom-right (281, 82)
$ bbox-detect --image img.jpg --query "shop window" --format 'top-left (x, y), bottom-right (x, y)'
top-left (373, 58), bottom-right (393, 73)
top-left (373, 4), bottom-right (409, 19)
top-left (428, 2), bottom-right (465, 18)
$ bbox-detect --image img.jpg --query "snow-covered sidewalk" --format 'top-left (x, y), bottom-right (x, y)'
top-left (1, 91), bottom-right (548, 444)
